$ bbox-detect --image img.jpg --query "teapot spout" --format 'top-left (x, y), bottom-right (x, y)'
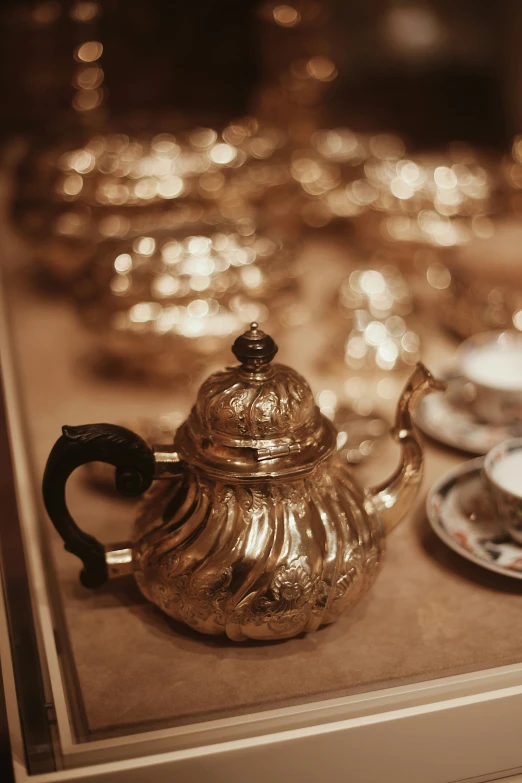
top-left (369, 362), bottom-right (445, 535)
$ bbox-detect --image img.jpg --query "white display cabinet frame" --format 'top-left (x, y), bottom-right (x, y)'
top-left (2, 276), bottom-right (522, 783)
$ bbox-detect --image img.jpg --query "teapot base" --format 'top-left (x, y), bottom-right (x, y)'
top-left (132, 462), bottom-right (384, 642)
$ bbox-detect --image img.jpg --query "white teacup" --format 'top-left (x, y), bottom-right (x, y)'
top-left (457, 330), bottom-right (522, 425)
top-left (483, 438), bottom-right (522, 544)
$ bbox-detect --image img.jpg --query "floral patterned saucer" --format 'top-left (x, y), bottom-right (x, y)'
top-left (427, 457), bottom-right (522, 579)
top-left (414, 377), bottom-right (522, 455)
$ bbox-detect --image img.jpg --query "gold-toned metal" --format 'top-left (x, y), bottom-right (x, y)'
top-left (43, 324), bottom-right (443, 640)
top-left (370, 363), bottom-right (446, 535)
top-left (110, 326), bottom-right (443, 641)
top-left (104, 544), bottom-right (133, 579)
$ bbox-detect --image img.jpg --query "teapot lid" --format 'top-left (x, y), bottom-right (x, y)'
top-left (174, 323), bottom-right (337, 479)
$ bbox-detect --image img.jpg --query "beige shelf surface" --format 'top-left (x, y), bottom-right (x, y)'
top-left (4, 240), bottom-right (522, 742)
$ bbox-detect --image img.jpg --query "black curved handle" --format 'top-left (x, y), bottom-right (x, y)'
top-left (42, 424), bottom-right (156, 588)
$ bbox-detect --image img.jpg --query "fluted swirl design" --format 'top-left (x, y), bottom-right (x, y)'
top-left (194, 363), bottom-right (317, 444)
top-left (132, 459), bottom-right (384, 641)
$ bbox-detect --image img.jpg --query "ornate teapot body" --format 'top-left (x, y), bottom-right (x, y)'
top-left (43, 324), bottom-right (443, 641)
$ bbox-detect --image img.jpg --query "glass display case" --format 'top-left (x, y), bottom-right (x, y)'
top-left (2, 217), bottom-right (522, 783)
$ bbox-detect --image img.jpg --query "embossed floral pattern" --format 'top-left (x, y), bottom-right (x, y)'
top-left (195, 365), bottom-right (315, 440)
top-left (153, 560), bottom-right (233, 630)
top-left (271, 557), bottom-right (314, 604)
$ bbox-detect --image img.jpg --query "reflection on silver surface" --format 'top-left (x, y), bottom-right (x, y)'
top-left (293, 130), bottom-right (405, 227)
top-left (335, 259), bottom-right (421, 372)
top-left (317, 389), bottom-right (388, 465)
top-left (293, 135), bottom-right (498, 242)
top-left (13, 120), bottom-right (294, 283)
top-left (70, 0), bottom-right (106, 127)
top-left (51, 123), bottom-right (288, 208)
top-left (77, 218), bottom-right (300, 380)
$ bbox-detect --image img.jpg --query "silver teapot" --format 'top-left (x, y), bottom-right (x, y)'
top-left (43, 323), bottom-right (443, 641)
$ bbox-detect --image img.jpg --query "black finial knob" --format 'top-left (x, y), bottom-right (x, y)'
top-left (232, 323), bottom-right (278, 371)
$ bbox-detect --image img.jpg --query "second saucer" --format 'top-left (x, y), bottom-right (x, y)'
top-left (415, 376), bottom-right (522, 455)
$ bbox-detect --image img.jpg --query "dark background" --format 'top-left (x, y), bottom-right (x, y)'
top-left (1, 0), bottom-right (522, 149)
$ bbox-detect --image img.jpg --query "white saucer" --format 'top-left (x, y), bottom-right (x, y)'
top-left (415, 382), bottom-right (522, 455)
top-left (427, 457), bottom-right (522, 580)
